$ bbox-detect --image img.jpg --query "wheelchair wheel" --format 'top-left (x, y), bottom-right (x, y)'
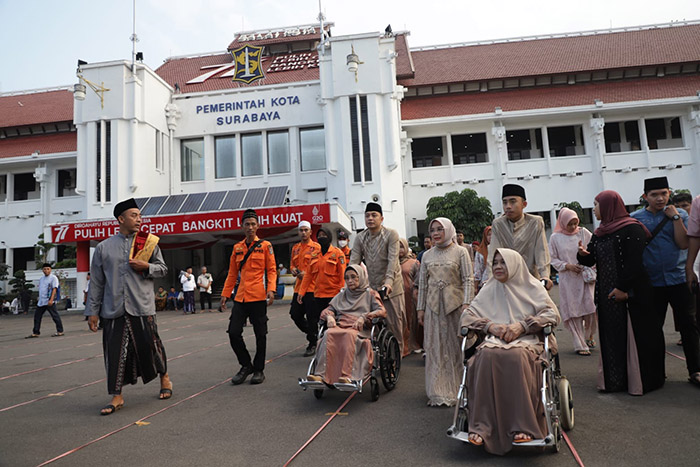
top-left (370, 377), bottom-right (379, 401)
top-left (313, 389), bottom-right (324, 399)
top-left (379, 333), bottom-right (401, 391)
top-left (455, 408), bottom-right (468, 433)
top-left (557, 377), bottom-right (574, 431)
top-left (550, 423), bottom-right (561, 453)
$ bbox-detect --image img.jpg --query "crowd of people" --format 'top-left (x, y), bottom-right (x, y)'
top-left (24, 174), bottom-right (696, 456)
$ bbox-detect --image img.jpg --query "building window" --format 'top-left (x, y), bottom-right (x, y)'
top-left (215, 135), bottom-right (237, 179)
top-left (0, 174), bottom-right (6, 202)
top-left (13, 173), bottom-right (39, 201)
top-left (604, 121), bottom-right (641, 153)
top-left (452, 133), bottom-right (488, 164)
top-left (268, 131), bottom-right (290, 174)
top-left (645, 117), bottom-right (683, 150)
top-left (411, 136), bottom-right (445, 167)
top-left (96, 120), bottom-right (112, 202)
top-left (12, 246), bottom-right (35, 271)
top-left (155, 130), bottom-right (164, 172)
top-left (241, 133), bottom-right (263, 176)
top-left (548, 125), bottom-right (585, 157)
top-left (181, 138), bottom-right (205, 181)
top-left (57, 169), bottom-right (77, 197)
top-left (300, 127), bottom-right (325, 171)
top-left (507, 129), bottom-right (543, 160)
top-left (349, 96), bottom-right (372, 182)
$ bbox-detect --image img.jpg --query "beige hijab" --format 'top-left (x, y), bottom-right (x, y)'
top-left (399, 238), bottom-right (414, 263)
top-left (468, 248), bottom-right (559, 347)
top-left (430, 217), bottom-right (457, 248)
top-left (328, 264), bottom-right (378, 314)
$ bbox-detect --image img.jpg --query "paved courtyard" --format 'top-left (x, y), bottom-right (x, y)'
top-left (1, 289), bottom-right (699, 466)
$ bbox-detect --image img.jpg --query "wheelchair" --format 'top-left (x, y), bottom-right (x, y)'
top-left (298, 317), bottom-right (401, 401)
top-left (446, 325), bottom-right (574, 452)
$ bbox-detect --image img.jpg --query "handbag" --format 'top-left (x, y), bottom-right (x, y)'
top-left (579, 231), bottom-right (596, 284)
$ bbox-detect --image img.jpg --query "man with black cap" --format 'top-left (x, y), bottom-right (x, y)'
top-left (337, 230), bottom-right (351, 262)
top-left (299, 227), bottom-right (346, 325)
top-left (489, 184), bottom-right (553, 289)
top-left (289, 220), bottom-right (321, 356)
top-left (350, 202), bottom-right (406, 355)
top-left (220, 208), bottom-right (277, 385)
top-left (25, 263), bottom-right (63, 338)
top-left (86, 198), bottom-right (171, 415)
top-left (631, 176), bottom-right (700, 387)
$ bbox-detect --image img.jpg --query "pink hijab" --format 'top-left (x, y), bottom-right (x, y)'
top-left (554, 207), bottom-right (580, 236)
top-left (594, 190), bottom-right (650, 238)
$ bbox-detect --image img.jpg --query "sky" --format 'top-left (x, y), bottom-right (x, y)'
top-left (1, 0), bottom-right (699, 93)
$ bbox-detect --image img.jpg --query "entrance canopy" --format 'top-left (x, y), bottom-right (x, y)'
top-left (50, 202), bottom-right (350, 244)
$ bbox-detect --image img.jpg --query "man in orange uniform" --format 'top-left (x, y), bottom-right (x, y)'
top-left (289, 220), bottom-right (321, 356)
top-left (298, 227), bottom-right (346, 323)
top-left (337, 230), bottom-right (351, 262)
top-left (220, 209), bottom-right (277, 385)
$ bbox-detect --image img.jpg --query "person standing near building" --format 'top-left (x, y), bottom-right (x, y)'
top-left (350, 202), bottom-right (406, 356)
top-left (337, 230), bottom-right (351, 262)
top-left (489, 184), bottom-right (553, 290)
top-left (25, 263), bottom-right (64, 338)
top-left (473, 226), bottom-right (492, 291)
top-left (631, 177), bottom-right (700, 387)
top-left (399, 238), bottom-right (421, 354)
top-left (456, 229), bottom-right (475, 267)
top-left (417, 236), bottom-right (432, 262)
top-left (220, 209), bottom-right (277, 385)
top-left (198, 266), bottom-right (213, 312)
top-left (298, 227), bottom-right (346, 341)
top-left (289, 221), bottom-right (321, 356)
top-left (180, 267), bottom-right (196, 314)
top-left (549, 208), bottom-right (597, 356)
top-left (86, 198), bottom-right (171, 415)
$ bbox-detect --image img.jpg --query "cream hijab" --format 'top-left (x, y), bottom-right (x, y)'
top-left (468, 248), bottom-right (559, 347)
top-left (429, 217), bottom-right (457, 248)
top-left (328, 264), bottom-right (374, 314)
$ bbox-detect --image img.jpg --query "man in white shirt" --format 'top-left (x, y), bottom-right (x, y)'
top-left (197, 266), bottom-right (213, 312)
top-left (181, 267), bottom-right (196, 314)
top-left (26, 263), bottom-right (64, 338)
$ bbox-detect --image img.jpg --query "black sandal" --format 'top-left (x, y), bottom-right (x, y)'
top-left (689, 373), bottom-right (700, 388)
top-left (159, 388), bottom-right (173, 399)
top-left (100, 403), bottom-right (123, 415)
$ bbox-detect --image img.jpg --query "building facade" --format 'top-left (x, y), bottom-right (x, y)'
top-left (1, 20), bottom-right (699, 302)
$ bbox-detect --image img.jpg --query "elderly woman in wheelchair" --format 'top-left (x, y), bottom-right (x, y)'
top-left (454, 248), bottom-right (566, 455)
top-left (302, 264), bottom-right (388, 393)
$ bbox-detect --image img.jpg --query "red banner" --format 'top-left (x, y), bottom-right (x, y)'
top-left (51, 203), bottom-right (331, 243)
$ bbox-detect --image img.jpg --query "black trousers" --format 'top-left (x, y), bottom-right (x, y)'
top-left (228, 300), bottom-right (268, 372)
top-left (289, 292), bottom-right (318, 345)
top-left (32, 304), bottom-right (63, 335)
top-left (200, 291), bottom-right (212, 310)
top-left (315, 297), bottom-right (333, 319)
top-left (653, 284), bottom-right (700, 375)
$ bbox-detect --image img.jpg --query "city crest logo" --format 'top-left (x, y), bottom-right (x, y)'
top-left (230, 44), bottom-right (265, 84)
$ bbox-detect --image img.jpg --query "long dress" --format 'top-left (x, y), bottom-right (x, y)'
top-left (417, 244), bottom-right (474, 406)
top-left (401, 257), bottom-right (421, 354)
top-left (578, 224), bottom-right (665, 394)
top-left (549, 229), bottom-right (597, 352)
top-left (314, 290), bottom-right (385, 383)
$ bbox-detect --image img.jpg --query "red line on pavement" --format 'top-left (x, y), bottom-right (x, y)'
top-left (35, 342), bottom-right (305, 466)
top-left (283, 391), bottom-right (358, 467)
top-left (666, 350), bottom-right (686, 361)
top-left (0, 378), bottom-right (106, 413)
top-left (0, 355), bottom-right (101, 381)
top-left (562, 431), bottom-right (585, 467)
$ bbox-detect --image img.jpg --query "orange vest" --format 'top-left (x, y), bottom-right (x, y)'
top-left (299, 245), bottom-right (346, 298)
top-left (340, 244), bottom-right (351, 262)
top-left (290, 240), bottom-right (320, 293)
top-left (221, 237), bottom-right (277, 303)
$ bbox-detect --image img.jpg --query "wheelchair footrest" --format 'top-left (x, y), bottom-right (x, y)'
top-left (333, 381), bottom-right (361, 392)
top-left (446, 427), bottom-right (470, 443)
top-left (298, 378), bottom-right (326, 390)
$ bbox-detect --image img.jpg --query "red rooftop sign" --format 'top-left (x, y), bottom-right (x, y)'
top-left (51, 204), bottom-right (330, 243)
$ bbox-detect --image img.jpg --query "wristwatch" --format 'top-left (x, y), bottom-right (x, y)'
top-left (672, 214), bottom-right (681, 221)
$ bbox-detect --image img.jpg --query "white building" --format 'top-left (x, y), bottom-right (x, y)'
top-left (1, 20), bottom-right (699, 301)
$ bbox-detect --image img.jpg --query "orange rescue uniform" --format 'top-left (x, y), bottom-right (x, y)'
top-left (298, 246), bottom-right (346, 298)
top-left (290, 240), bottom-right (320, 294)
top-left (340, 244), bottom-right (351, 263)
top-left (221, 237), bottom-right (277, 303)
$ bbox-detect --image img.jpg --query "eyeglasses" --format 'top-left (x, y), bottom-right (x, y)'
top-left (429, 227), bottom-right (445, 234)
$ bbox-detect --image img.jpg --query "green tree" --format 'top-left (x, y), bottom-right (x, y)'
top-left (425, 188), bottom-right (494, 241)
top-left (0, 263), bottom-right (9, 282)
top-left (558, 201), bottom-right (584, 219)
top-left (9, 270), bottom-right (35, 295)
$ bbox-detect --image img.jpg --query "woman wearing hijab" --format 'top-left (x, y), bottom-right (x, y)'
top-left (577, 190), bottom-right (665, 395)
top-left (399, 238), bottom-right (421, 355)
top-left (473, 226), bottom-right (492, 290)
top-left (417, 218), bottom-right (474, 406)
top-left (460, 248), bottom-right (560, 455)
top-left (307, 264), bottom-right (386, 384)
top-left (549, 208), bottom-right (597, 356)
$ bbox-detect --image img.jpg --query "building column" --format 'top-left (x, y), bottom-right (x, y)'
top-left (589, 117), bottom-right (606, 193)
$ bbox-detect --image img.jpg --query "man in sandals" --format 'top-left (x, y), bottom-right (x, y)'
top-left (86, 198), bottom-right (172, 415)
top-left (25, 263), bottom-right (64, 338)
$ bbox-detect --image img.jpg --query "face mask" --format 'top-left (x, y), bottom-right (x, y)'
top-left (338, 240), bottom-right (348, 248)
top-left (318, 237), bottom-right (331, 254)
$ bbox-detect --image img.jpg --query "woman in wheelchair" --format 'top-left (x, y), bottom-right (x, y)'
top-left (459, 248), bottom-right (560, 455)
top-left (306, 264), bottom-right (386, 384)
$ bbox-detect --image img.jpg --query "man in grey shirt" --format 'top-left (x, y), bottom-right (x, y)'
top-left (26, 263), bottom-right (63, 338)
top-left (86, 198), bottom-right (171, 415)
